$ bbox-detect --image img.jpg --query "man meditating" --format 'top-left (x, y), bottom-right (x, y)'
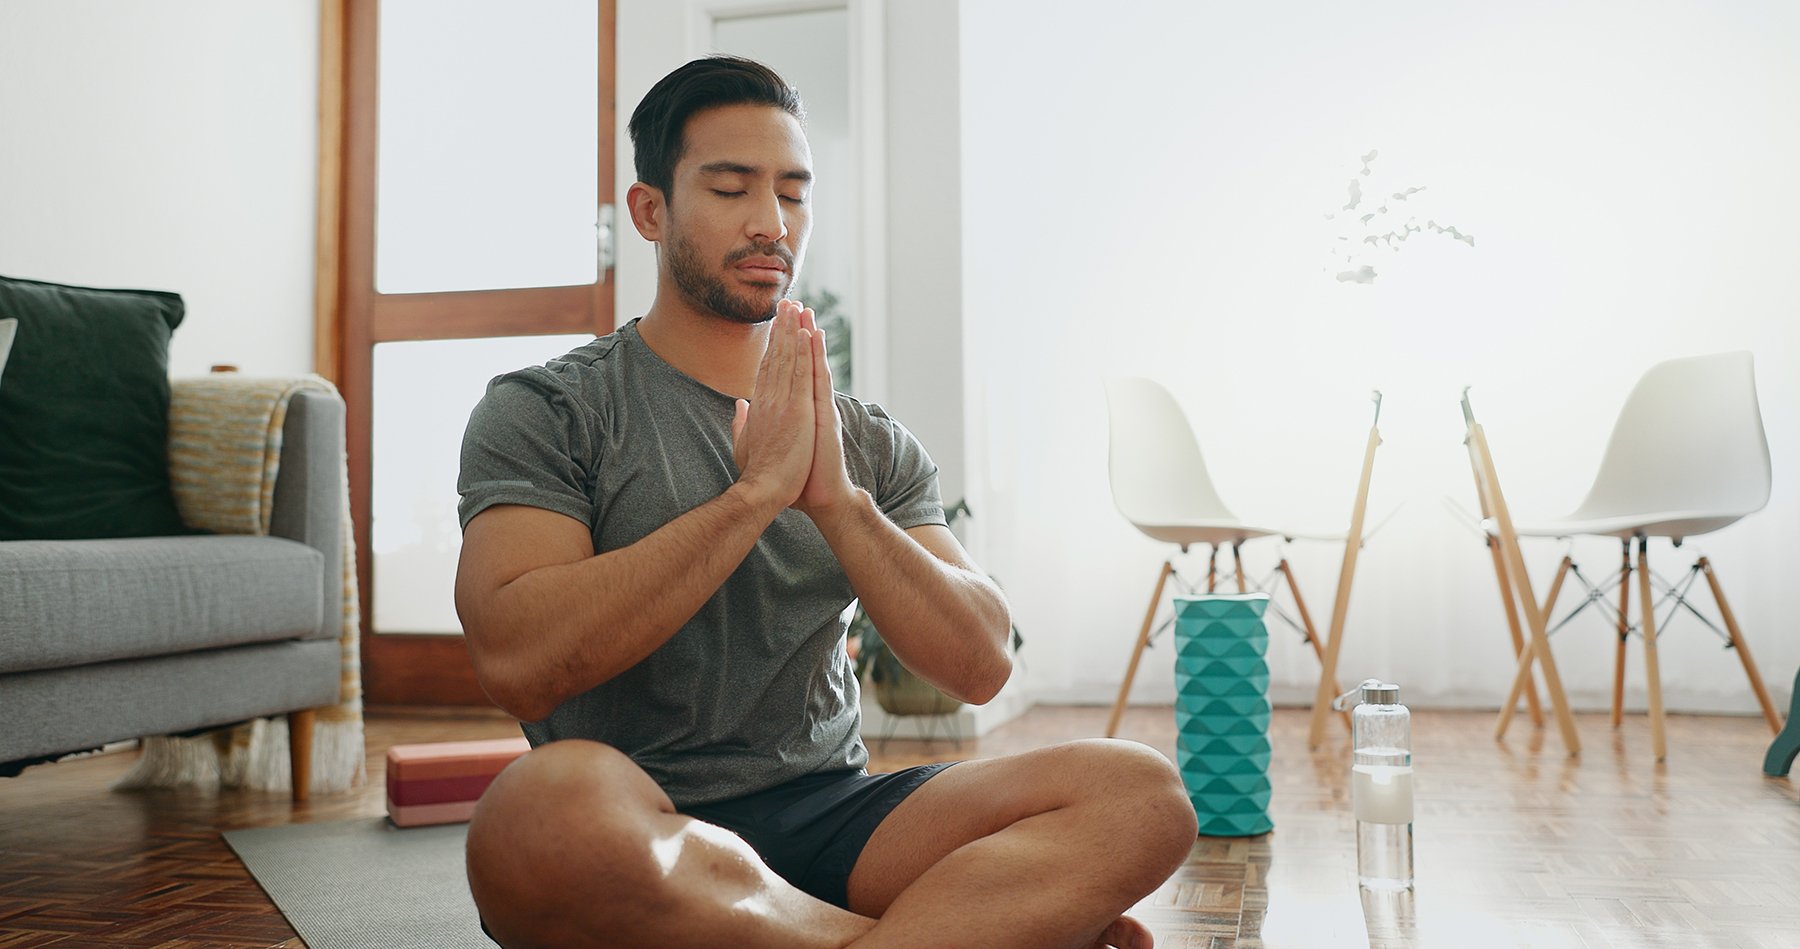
top-left (455, 56), bottom-right (1196, 949)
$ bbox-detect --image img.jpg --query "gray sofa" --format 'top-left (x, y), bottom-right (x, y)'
top-left (0, 387), bottom-right (347, 797)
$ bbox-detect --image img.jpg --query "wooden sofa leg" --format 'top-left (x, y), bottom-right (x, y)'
top-left (288, 708), bottom-right (316, 802)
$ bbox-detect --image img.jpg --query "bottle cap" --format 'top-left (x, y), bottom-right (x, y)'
top-left (1361, 680), bottom-right (1400, 704)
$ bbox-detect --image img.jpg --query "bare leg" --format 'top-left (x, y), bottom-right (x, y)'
top-left (846, 739), bottom-right (1196, 949)
top-left (467, 740), bottom-right (875, 949)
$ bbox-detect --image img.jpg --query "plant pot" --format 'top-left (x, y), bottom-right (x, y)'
top-left (873, 672), bottom-right (964, 717)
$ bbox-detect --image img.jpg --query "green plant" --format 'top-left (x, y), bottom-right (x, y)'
top-left (850, 500), bottom-right (1023, 714)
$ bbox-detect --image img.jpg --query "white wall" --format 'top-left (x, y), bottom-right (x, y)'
top-left (0, 0), bottom-right (320, 378)
top-left (960, 0), bottom-right (1800, 714)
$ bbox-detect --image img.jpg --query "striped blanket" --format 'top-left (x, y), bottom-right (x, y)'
top-left (115, 374), bottom-right (365, 795)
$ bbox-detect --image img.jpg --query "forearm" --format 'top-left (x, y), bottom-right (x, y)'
top-left (474, 484), bottom-right (780, 720)
top-left (814, 490), bottom-right (1012, 703)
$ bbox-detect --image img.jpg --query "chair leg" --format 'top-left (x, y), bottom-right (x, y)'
top-left (1107, 559), bottom-right (1174, 738)
top-left (288, 707), bottom-right (316, 802)
top-left (1613, 540), bottom-right (1631, 728)
top-left (1277, 559), bottom-right (1350, 733)
top-left (1636, 538), bottom-right (1668, 762)
top-left (1699, 557), bottom-right (1782, 733)
top-left (1487, 537), bottom-right (1544, 728)
top-left (1206, 547), bottom-right (1218, 594)
top-left (1230, 542), bottom-right (1247, 594)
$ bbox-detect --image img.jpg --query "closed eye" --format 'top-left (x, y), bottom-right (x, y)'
top-left (711, 189), bottom-right (746, 198)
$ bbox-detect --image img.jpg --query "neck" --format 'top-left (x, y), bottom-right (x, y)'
top-left (635, 283), bottom-right (769, 400)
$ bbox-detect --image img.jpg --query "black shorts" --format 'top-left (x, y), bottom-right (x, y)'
top-left (681, 762), bottom-right (957, 910)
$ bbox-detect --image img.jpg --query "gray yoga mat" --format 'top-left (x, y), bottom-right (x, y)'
top-left (225, 817), bottom-right (489, 949)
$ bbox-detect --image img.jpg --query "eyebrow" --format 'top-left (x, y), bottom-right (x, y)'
top-left (697, 160), bottom-right (813, 183)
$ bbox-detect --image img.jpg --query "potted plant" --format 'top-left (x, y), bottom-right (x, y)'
top-left (850, 499), bottom-right (1023, 717)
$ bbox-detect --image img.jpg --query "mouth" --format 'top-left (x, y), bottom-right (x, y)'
top-left (732, 257), bottom-right (790, 284)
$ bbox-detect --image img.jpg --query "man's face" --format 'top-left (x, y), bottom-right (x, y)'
top-left (662, 103), bottom-right (813, 325)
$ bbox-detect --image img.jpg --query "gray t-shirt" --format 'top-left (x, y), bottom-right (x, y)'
top-left (456, 318), bottom-right (945, 808)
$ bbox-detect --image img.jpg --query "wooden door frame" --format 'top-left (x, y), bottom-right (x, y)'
top-left (315, 0), bottom-right (617, 706)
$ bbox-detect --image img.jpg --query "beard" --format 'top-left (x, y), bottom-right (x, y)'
top-left (666, 231), bottom-right (795, 325)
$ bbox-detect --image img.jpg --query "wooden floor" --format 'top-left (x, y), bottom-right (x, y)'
top-left (2, 705), bottom-right (1797, 948)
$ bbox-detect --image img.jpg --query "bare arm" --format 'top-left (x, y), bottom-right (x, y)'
top-left (454, 310), bottom-right (818, 722)
top-left (820, 500), bottom-right (1013, 704)
top-left (790, 309), bottom-right (1012, 704)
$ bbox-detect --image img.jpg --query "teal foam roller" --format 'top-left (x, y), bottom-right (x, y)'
top-left (1175, 710), bottom-right (1272, 737)
top-left (1174, 655), bottom-right (1269, 679)
top-left (1177, 675), bottom-right (1269, 699)
top-left (1172, 594), bottom-right (1270, 621)
top-left (1177, 748), bottom-right (1271, 775)
top-left (1176, 695), bottom-right (1270, 719)
top-left (1175, 635), bottom-right (1268, 660)
top-left (1177, 732), bottom-right (1272, 758)
top-left (1190, 787), bottom-right (1273, 813)
top-left (1188, 773), bottom-right (1270, 796)
top-left (1197, 811), bottom-right (1273, 837)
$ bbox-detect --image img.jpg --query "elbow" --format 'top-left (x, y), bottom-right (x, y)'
top-left (472, 652), bottom-right (556, 723)
top-left (957, 640), bottom-right (1013, 706)
top-left (463, 621), bottom-right (559, 723)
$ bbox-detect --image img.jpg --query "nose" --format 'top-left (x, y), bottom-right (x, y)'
top-left (745, 190), bottom-right (788, 243)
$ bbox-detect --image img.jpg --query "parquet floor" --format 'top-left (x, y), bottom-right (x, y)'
top-left (1, 705), bottom-right (1796, 948)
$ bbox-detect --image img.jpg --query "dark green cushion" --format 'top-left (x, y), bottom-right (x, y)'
top-left (0, 275), bottom-right (190, 540)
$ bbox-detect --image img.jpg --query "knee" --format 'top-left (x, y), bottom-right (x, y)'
top-left (466, 741), bottom-right (669, 947)
top-left (1065, 739), bottom-right (1198, 856)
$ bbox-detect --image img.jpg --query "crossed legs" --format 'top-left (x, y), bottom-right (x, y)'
top-left (467, 739), bottom-right (1196, 948)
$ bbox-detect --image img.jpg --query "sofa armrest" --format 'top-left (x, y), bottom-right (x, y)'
top-left (268, 389), bottom-right (346, 644)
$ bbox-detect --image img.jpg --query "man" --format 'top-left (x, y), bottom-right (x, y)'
top-left (455, 56), bottom-right (1196, 949)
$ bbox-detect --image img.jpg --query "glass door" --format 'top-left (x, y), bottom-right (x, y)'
top-left (333, 0), bottom-right (616, 705)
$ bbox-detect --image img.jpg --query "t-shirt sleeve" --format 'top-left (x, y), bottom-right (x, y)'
top-left (457, 368), bottom-right (597, 530)
top-left (846, 399), bottom-right (946, 531)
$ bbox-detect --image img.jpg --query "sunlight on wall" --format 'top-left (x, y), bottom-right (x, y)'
top-left (961, 0), bottom-right (1800, 711)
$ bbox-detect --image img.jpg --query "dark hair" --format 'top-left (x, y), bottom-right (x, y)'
top-left (628, 56), bottom-right (805, 199)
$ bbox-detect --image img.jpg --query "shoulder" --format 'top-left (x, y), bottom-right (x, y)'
top-left (476, 325), bottom-right (637, 420)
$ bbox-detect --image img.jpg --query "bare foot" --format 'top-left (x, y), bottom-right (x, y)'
top-left (1090, 915), bottom-right (1153, 949)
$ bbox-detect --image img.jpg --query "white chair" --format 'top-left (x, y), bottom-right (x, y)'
top-left (1102, 377), bottom-right (1381, 740)
top-left (1482, 351), bottom-right (1782, 761)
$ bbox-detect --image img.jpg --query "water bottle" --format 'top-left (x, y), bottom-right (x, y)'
top-left (1336, 679), bottom-right (1414, 890)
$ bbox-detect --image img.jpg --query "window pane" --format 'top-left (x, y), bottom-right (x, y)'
top-left (376, 0), bottom-right (598, 294)
top-left (713, 8), bottom-right (853, 388)
top-left (372, 334), bottom-right (594, 634)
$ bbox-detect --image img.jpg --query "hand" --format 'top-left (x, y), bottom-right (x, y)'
top-left (792, 302), bottom-right (858, 520)
top-left (730, 305), bottom-right (816, 512)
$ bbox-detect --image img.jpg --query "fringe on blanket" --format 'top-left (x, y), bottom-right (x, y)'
top-left (114, 374), bottom-right (366, 796)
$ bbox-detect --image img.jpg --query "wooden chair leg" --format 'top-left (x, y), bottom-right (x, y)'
top-left (1278, 559), bottom-right (1349, 732)
top-left (1487, 537), bottom-right (1543, 728)
top-left (1474, 424), bottom-right (1579, 756)
top-left (1699, 557), bottom-right (1782, 733)
top-left (1636, 538), bottom-right (1668, 762)
top-left (1612, 540), bottom-right (1631, 728)
top-left (1107, 559), bottom-right (1174, 738)
top-left (1230, 542), bottom-right (1247, 594)
top-left (288, 707), bottom-right (316, 802)
top-left (1206, 546), bottom-right (1218, 594)
top-left (1308, 422), bottom-right (1382, 749)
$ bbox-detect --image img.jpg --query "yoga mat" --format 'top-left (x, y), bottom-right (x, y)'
top-left (225, 817), bottom-right (489, 949)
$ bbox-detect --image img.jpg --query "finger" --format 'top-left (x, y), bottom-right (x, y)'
top-left (731, 398), bottom-right (749, 469)
top-left (799, 306), bottom-right (817, 334)
top-left (770, 310), bottom-right (795, 401)
top-left (811, 323), bottom-right (833, 403)
top-left (754, 311), bottom-right (784, 399)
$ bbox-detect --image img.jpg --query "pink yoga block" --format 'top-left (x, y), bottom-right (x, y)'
top-left (386, 737), bottom-right (531, 827)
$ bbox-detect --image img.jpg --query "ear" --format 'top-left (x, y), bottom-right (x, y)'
top-left (627, 181), bottom-right (666, 242)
